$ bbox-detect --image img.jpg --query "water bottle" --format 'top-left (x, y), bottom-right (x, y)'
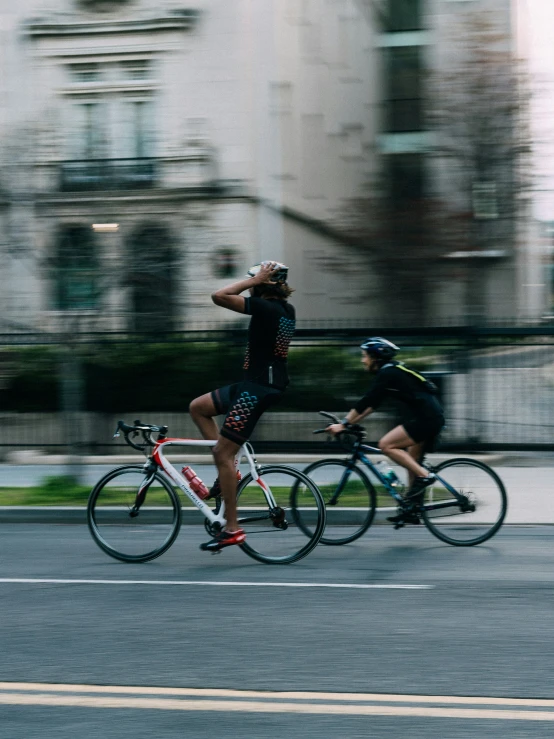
top-left (181, 466), bottom-right (210, 499)
top-left (375, 460), bottom-right (399, 488)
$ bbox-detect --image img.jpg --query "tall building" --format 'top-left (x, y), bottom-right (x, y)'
top-left (0, 0), bottom-right (543, 331)
top-left (378, 0), bottom-right (544, 323)
top-left (0, 0), bottom-right (380, 331)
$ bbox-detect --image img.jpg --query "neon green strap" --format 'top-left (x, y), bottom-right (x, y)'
top-left (395, 362), bottom-right (428, 384)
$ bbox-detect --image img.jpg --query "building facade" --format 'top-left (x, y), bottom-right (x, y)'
top-left (377, 0), bottom-right (545, 323)
top-left (0, 0), bottom-right (544, 332)
top-left (0, 0), bottom-right (381, 332)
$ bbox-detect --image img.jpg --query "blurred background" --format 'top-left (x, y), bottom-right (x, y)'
top-left (0, 0), bottom-right (553, 456)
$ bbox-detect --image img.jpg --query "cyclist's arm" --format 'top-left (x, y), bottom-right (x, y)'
top-left (211, 278), bottom-right (252, 313)
top-left (211, 263), bottom-right (280, 313)
top-left (327, 407), bottom-right (374, 435)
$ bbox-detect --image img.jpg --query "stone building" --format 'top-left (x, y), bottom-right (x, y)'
top-left (0, 0), bottom-right (544, 332)
top-left (0, 0), bottom-right (380, 331)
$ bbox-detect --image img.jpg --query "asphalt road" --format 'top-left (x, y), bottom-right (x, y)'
top-left (1, 524), bottom-right (554, 737)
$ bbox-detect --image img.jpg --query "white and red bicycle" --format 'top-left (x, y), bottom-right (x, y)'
top-left (87, 420), bottom-right (326, 565)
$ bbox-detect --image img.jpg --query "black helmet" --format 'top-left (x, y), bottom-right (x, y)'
top-left (360, 337), bottom-right (399, 360)
top-left (246, 261), bottom-right (288, 284)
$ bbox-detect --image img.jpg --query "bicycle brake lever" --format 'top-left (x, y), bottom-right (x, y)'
top-left (319, 411), bottom-right (340, 423)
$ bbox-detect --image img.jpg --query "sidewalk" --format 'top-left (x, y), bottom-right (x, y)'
top-left (0, 450), bottom-right (526, 466)
top-left (0, 451), bottom-right (551, 525)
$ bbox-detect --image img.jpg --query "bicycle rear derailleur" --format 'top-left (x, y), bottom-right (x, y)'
top-left (270, 506), bottom-right (288, 530)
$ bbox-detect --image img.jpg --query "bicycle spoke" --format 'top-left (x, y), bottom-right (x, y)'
top-left (422, 459), bottom-right (507, 546)
top-left (87, 466), bottom-right (181, 562)
top-left (237, 466), bottom-right (325, 564)
top-left (299, 460), bottom-right (376, 545)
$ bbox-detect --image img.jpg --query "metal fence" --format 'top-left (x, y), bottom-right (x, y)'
top-left (0, 324), bottom-right (554, 456)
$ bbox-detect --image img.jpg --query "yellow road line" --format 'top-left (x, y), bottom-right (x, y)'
top-left (0, 692), bottom-right (554, 720)
top-left (1, 683), bottom-right (554, 710)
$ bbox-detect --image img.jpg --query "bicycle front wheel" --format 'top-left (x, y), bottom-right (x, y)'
top-left (237, 465), bottom-right (326, 564)
top-left (422, 459), bottom-right (507, 546)
top-left (298, 460), bottom-right (377, 545)
top-left (87, 465), bottom-right (182, 562)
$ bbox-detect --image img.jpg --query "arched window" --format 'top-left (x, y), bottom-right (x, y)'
top-left (56, 225), bottom-right (99, 310)
top-left (127, 224), bottom-right (176, 331)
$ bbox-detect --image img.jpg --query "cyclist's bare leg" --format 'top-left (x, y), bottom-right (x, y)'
top-left (406, 441), bottom-right (426, 487)
top-left (189, 393), bottom-right (219, 440)
top-left (213, 435), bottom-right (242, 531)
top-left (379, 426), bottom-right (428, 478)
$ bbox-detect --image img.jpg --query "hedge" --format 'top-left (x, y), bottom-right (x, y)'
top-left (0, 342), bottom-right (434, 413)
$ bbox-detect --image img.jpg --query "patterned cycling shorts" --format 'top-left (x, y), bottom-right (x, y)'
top-left (211, 381), bottom-right (283, 445)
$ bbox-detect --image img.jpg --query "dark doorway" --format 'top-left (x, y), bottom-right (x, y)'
top-left (127, 223), bottom-right (176, 332)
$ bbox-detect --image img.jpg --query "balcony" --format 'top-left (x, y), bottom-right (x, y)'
top-left (60, 158), bottom-right (157, 192)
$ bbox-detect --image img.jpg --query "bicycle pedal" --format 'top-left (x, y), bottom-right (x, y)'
top-left (210, 549), bottom-right (223, 555)
top-left (394, 521), bottom-right (405, 530)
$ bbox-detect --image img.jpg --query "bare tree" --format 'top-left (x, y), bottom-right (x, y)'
top-left (334, 9), bottom-right (532, 325)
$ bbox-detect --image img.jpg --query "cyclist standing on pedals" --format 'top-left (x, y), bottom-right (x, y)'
top-left (189, 261), bottom-right (296, 551)
top-left (326, 337), bottom-right (445, 525)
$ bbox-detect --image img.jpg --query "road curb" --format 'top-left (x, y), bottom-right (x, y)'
top-left (0, 507), bottom-right (542, 526)
top-left (1, 453), bottom-right (506, 466)
top-left (0, 506), bottom-right (400, 525)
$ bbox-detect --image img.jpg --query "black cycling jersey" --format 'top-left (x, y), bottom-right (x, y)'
top-left (354, 361), bottom-right (442, 417)
top-left (243, 296), bottom-right (296, 389)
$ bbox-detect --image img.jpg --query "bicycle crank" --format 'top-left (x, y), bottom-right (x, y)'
top-left (270, 506), bottom-right (288, 530)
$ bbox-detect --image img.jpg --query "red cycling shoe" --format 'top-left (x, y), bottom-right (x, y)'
top-left (200, 529), bottom-right (246, 552)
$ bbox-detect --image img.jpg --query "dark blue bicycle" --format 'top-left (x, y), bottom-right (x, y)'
top-left (292, 412), bottom-right (507, 547)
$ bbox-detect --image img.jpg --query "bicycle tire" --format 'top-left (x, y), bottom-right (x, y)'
top-left (296, 459), bottom-right (377, 545)
top-left (237, 465), bottom-right (326, 564)
top-left (87, 465), bottom-right (182, 563)
top-left (421, 458), bottom-right (507, 546)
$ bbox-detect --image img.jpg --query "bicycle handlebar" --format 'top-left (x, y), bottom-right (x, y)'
top-left (114, 419), bottom-right (168, 452)
top-left (318, 411), bottom-right (341, 424)
top-left (313, 411), bottom-right (366, 439)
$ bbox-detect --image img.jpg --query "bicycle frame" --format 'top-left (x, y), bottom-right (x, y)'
top-left (348, 441), bottom-right (468, 512)
top-left (150, 437), bottom-right (277, 527)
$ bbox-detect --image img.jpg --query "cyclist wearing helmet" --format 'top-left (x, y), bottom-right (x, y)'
top-left (190, 260), bottom-right (296, 551)
top-left (326, 337), bottom-right (445, 522)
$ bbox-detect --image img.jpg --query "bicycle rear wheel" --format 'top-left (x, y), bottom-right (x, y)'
top-left (87, 465), bottom-right (182, 562)
top-left (297, 459), bottom-right (377, 545)
top-left (421, 459), bottom-right (507, 546)
top-left (237, 465), bottom-right (326, 564)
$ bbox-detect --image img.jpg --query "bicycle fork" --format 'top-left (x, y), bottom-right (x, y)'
top-left (327, 462), bottom-right (359, 506)
top-left (129, 468), bottom-right (157, 518)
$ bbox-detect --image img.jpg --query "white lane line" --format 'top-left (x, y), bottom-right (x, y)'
top-left (2, 683), bottom-right (554, 708)
top-left (0, 693), bottom-right (554, 720)
top-left (0, 578), bottom-right (432, 590)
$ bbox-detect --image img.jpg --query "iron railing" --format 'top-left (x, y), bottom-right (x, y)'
top-left (60, 158), bottom-right (156, 191)
top-left (0, 325), bottom-right (554, 454)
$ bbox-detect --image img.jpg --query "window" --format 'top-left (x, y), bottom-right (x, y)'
top-left (62, 96), bottom-right (156, 189)
top-left (117, 99), bottom-right (155, 159)
top-left (386, 153), bottom-right (425, 201)
top-left (56, 226), bottom-right (98, 310)
top-left (386, 0), bottom-right (423, 32)
top-left (68, 101), bottom-right (108, 160)
top-left (383, 46), bottom-right (423, 132)
top-left (472, 182), bottom-right (498, 219)
top-left (65, 61), bottom-right (156, 161)
top-left (127, 224), bottom-right (175, 332)
top-left (119, 59), bottom-right (153, 81)
top-left (69, 63), bottom-right (102, 83)
top-left (213, 247), bottom-right (240, 278)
